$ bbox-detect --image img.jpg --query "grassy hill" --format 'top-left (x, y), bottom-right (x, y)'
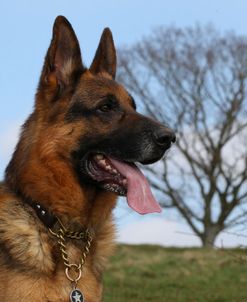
top-left (103, 244), bottom-right (247, 302)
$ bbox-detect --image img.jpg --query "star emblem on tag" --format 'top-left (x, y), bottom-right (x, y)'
top-left (70, 289), bottom-right (84, 302)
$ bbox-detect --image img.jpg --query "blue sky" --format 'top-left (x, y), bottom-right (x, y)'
top-left (1, 0), bottom-right (247, 247)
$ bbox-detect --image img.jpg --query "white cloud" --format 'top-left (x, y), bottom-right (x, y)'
top-left (117, 217), bottom-right (247, 248)
top-left (117, 217), bottom-right (201, 247)
top-left (215, 230), bottom-right (247, 248)
top-left (0, 121), bottom-right (21, 176)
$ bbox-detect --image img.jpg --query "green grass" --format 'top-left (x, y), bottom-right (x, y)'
top-left (103, 245), bottom-right (247, 302)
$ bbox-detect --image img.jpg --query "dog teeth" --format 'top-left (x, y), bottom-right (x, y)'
top-left (99, 159), bottom-right (106, 166)
top-left (119, 179), bottom-right (127, 186)
top-left (95, 156), bottom-right (121, 176)
top-left (112, 168), bottom-right (118, 174)
top-left (95, 154), bottom-right (104, 160)
top-left (105, 165), bottom-right (112, 171)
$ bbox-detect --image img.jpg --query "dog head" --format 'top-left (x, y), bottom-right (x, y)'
top-left (7, 16), bottom-right (175, 215)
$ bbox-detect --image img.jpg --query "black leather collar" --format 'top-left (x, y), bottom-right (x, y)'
top-left (24, 198), bottom-right (58, 229)
top-left (30, 202), bottom-right (58, 229)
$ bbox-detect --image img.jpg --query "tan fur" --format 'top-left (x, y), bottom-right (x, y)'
top-left (0, 16), bottom-right (119, 302)
top-left (0, 16), bottom-right (172, 302)
top-left (0, 182), bottom-right (116, 302)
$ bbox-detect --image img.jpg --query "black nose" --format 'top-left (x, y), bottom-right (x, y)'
top-left (154, 128), bottom-right (176, 147)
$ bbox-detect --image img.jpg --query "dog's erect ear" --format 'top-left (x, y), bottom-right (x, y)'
top-left (39, 16), bottom-right (84, 89)
top-left (90, 28), bottom-right (116, 79)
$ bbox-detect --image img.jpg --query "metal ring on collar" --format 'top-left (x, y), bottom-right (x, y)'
top-left (65, 264), bottom-right (82, 282)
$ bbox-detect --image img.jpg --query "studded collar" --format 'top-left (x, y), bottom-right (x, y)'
top-left (26, 199), bottom-right (58, 229)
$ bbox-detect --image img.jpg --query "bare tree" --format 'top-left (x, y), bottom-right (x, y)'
top-left (117, 25), bottom-right (247, 247)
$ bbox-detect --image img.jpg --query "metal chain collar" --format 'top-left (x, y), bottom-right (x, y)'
top-left (49, 218), bottom-right (92, 284)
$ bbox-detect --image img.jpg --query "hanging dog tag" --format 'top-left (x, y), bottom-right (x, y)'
top-left (70, 289), bottom-right (84, 302)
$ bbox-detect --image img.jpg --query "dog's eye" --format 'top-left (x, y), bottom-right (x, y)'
top-left (97, 99), bottom-right (117, 113)
top-left (99, 104), bottom-right (113, 112)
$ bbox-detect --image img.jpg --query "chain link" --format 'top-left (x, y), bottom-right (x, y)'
top-left (57, 228), bottom-right (70, 267)
top-left (49, 219), bottom-right (92, 283)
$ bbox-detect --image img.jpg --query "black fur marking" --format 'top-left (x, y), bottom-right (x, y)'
top-left (65, 94), bottom-right (122, 122)
top-left (66, 102), bottom-right (94, 121)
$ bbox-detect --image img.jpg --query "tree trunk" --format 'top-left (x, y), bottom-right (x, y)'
top-left (200, 226), bottom-right (220, 248)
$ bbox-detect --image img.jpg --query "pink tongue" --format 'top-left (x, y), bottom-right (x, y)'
top-left (108, 158), bottom-right (162, 215)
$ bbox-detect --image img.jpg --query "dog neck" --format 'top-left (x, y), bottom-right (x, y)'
top-left (6, 148), bottom-right (117, 229)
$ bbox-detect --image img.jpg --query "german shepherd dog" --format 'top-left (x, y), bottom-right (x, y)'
top-left (0, 16), bottom-right (175, 302)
